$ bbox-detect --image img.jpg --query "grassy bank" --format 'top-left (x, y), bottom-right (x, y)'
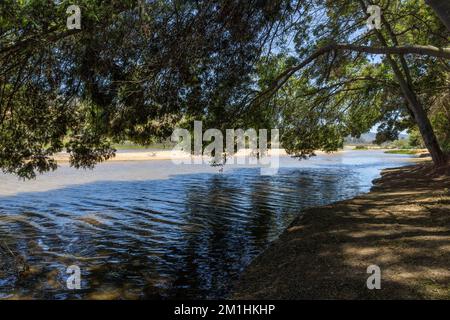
top-left (233, 162), bottom-right (450, 299)
top-left (384, 149), bottom-right (422, 155)
top-left (112, 142), bottom-right (174, 150)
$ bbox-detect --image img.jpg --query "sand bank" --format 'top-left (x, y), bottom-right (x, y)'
top-left (233, 161), bottom-right (450, 299)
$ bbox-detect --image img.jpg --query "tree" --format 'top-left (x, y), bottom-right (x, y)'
top-left (0, 0), bottom-right (290, 178)
top-left (252, 0), bottom-right (449, 167)
top-left (0, 0), bottom-right (449, 178)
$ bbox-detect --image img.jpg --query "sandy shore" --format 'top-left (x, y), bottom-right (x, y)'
top-left (52, 148), bottom-right (339, 162)
top-left (233, 161), bottom-right (450, 299)
top-left (51, 147), bottom-right (427, 163)
top-left (53, 150), bottom-right (186, 162)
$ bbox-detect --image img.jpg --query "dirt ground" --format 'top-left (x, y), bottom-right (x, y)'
top-left (233, 162), bottom-right (450, 299)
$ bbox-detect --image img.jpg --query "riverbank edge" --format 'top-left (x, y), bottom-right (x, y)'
top-left (232, 161), bottom-right (450, 299)
top-left (51, 149), bottom-right (343, 162)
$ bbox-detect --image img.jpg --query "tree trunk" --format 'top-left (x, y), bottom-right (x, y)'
top-left (425, 0), bottom-right (450, 32)
top-left (384, 53), bottom-right (447, 167)
top-left (357, 0), bottom-right (447, 167)
top-left (406, 90), bottom-right (448, 167)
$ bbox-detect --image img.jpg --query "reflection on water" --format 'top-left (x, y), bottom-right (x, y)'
top-left (0, 151), bottom-right (415, 299)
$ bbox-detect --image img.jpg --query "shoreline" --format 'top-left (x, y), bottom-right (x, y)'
top-left (52, 148), bottom-right (338, 162)
top-left (232, 161), bottom-right (450, 299)
top-left (52, 148), bottom-right (427, 163)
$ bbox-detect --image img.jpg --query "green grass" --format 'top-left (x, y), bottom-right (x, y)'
top-left (112, 142), bottom-right (174, 150)
top-left (384, 149), bottom-right (420, 155)
top-left (354, 146), bottom-right (369, 150)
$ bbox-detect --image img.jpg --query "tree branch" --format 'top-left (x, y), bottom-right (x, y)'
top-left (254, 43), bottom-right (450, 105)
top-left (333, 43), bottom-right (450, 59)
top-left (0, 29), bottom-right (81, 56)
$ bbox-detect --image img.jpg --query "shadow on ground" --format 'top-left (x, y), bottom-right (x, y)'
top-left (233, 162), bottom-right (450, 299)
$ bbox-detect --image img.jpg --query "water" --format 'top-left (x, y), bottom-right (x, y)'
top-left (0, 150), bottom-right (415, 299)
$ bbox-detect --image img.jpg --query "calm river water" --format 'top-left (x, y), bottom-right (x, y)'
top-left (0, 150), bottom-right (415, 299)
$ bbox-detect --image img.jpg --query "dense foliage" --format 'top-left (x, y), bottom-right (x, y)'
top-left (0, 0), bottom-right (449, 178)
top-left (1, 0), bottom-right (291, 177)
top-left (252, 0), bottom-right (449, 160)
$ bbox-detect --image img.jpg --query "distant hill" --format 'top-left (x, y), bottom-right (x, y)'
top-left (345, 132), bottom-right (408, 145)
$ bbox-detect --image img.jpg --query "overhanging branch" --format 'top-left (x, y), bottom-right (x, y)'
top-left (0, 29), bottom-right (81, 57)
top-left (255, 43), bottom-right (450, 105)
top-left (333, 43), bottom-right (450, 59)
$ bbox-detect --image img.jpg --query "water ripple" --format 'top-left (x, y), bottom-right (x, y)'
top-left (0, 151), bottom-right (414, 299)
